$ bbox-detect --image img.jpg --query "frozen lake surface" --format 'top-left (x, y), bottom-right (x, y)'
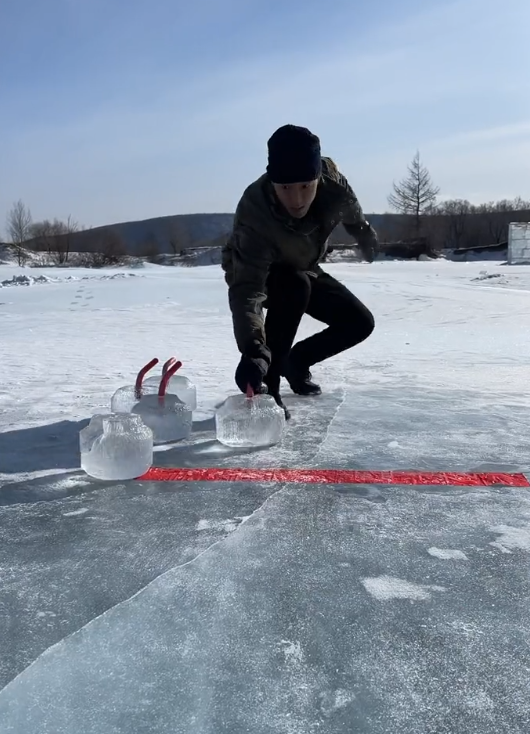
top-left (1, 259), bottom-right (529, 733)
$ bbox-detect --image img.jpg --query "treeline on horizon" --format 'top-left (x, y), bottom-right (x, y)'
top-left (3, 151), bottom-right (529, 265)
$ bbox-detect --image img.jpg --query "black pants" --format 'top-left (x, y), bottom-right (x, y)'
top-left (264, 265), bottom-right (375, 387)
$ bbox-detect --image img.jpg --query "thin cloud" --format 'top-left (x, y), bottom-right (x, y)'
top-left (1, 0), bottom-right (529, 223)
top-left (427, 122), bottom-right (530, 149)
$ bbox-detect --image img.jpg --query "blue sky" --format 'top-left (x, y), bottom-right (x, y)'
top-left (1, 0), bottom-right (529, 228)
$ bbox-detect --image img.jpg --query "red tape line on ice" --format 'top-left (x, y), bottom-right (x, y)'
top-left (138, 467), bottom-right (530, 487)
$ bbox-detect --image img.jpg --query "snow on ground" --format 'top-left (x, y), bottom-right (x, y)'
top-left (1, 259), bottom-right (529, 451)
top-left (0, 271), bottom-right (139, 288)
top-left (1, 259), bottom-right (530, 733)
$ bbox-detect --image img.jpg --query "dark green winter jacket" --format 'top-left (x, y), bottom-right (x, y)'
top-left (221, 157), bottom-right (376, 359)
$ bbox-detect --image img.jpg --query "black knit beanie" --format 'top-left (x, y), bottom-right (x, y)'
top-left (266, 124), bottom-right (322, 184)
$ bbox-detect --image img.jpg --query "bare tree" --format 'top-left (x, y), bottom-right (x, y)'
top-left (29, 219), bottom-right (53, 253)
top-left (511, 196), bottom-right (530, 210)
top-left (473, 202), bottom-right (513, 244)
top-left (388, 152), bottom-right (440, 234)
top-left (138, 236), bottom-right (161, 262)
top-left (436, 199), bottom-right (471, 248)
top-left (167, 221), bottom-right (190, 255)
top-left (60, 215), bottom-right (80, 264)
top-left (80, 228), bottom-right (127, 267)
top-left (423, 196), bottom-right (530, 250)
top-left (29, 217), bottom-right (79, 264)
top-left (488, 199), bottom-right (530, 242)
top-left (491, 197), bottom-right (530, 212)
top-left (6, 200), bottom-right (33, 265)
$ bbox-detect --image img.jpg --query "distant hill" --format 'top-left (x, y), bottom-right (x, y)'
top-left (23, 207), bottom-right (530, 259)
top-left (49, 211), bottom-right (391, 256)
top-left (61, 213), bottom-right (235, 256)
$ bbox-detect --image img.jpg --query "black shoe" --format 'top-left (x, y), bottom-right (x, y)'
top-left (283, 358), bottom-right (322, 396)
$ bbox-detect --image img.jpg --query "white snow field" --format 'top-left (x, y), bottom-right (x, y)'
top-left (1, 258), bottom-right (530, 733)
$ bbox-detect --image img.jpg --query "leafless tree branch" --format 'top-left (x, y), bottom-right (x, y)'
top-left (6, 200), bottom-right (33, 265)
top-left (388, 152), bottom-right (440, 233)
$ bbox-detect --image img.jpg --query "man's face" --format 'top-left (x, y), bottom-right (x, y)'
top-left (272, 180), bottom-right (319, 219)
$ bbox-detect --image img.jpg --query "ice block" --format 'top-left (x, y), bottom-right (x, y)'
top-left (80, 413), bottom-right (153, 480)
top-left (215, 389), bottom-right (285, 448)
top-left (143, 357), bottom-right (197, 411)
top-left (110, 357), bottom-right (160, 414)
top-left (130, 361), bottom-right (192, 443)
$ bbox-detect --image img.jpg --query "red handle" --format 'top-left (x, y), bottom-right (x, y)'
top-left (162, 357), bottom-right (178, 375)
top-left (158, 360), bottom-right (183, 404)
top-left (135, 358), bottom-right (159, 399)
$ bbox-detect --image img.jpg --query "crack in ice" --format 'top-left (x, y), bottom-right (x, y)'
top-left (309, 382), bottom-right (347, 466)
top-left (0, 481), bottom-right (292, 694)
top-left (0, 392), bottom-right (342, 691)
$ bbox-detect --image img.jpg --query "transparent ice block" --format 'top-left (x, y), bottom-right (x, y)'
top-left (111, 357), bottom-right (197, 414)
top-left (110, 356), bottom-right (160, 414)
top-left (143, 372), bottom-right (197, 411)
top-left (80, 413), bottom-right (153, 480)
top-left (215, 393), bottom-right (286, 448)
top-left (130, 393), bottom-right (192, 444)
top-left (110, 384), bottom-right (144, 414)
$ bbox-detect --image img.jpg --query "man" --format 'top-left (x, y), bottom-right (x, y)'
top-left (221, 124), bottom-right (377, 420)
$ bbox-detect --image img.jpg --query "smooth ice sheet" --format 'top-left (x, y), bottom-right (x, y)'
top-left (0, 392), bottom-right (344, 688)
top-left (1, 387), bottom-right (530, 734)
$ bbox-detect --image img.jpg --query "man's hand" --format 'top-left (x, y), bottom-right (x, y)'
top-left (356, 222), bottom-right (379, 263)
top-left (235, 354), bottom-right (269, 394)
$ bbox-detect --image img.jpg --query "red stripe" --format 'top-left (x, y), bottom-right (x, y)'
top-left (138, 467), bottom-right (529, 487)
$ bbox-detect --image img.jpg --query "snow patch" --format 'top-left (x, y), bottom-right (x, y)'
top-left (472, 271), bottom-right (504, 282)
top-left (428, 547), bottom-right (468, 560)
top-left (465, 689), bottom-right (495, 713)
top-left (196, 518), bottom-right (239, 532)
top-left (59, 273), bottom-right (139, 282)
top-left (279, 640), bottom-right (304, 664)
top-left (0, 272), bottom-right (138, 288)
top-left (361, 575), bottom-right (446, 601)
top-left (82, 273), bottom-right (139, 281)
top-left (489, 524), bottom-right (530, 553)
top-left (319, 688), bottom-right (356, 717)
top-left (0, 274), bottom-right (54, 288)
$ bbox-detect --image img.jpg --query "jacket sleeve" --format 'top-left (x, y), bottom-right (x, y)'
top-left (335, 167), bottom-right (378, 262)
top-left (225, 223), bottom-right (275, 362)
top-left (335, 172), bottom-right (371, 238)
top-left (321, 157), bottom-right (373, 237)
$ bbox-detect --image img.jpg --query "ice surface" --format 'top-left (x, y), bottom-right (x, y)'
top-left (2, 447), bottom-right (530, 733)
top-left (215, 393), bottom-right (286, 447)
top-left (130, 393), bottom-right (192, 443)
top-left (144, 371), bottom-right (197, 411)
top-left (0, 391), bottom-right (343, 690)
top-left (79, 413), bottom-right (153, 480)
top-left (2, 261), bottom-right (530, 732)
